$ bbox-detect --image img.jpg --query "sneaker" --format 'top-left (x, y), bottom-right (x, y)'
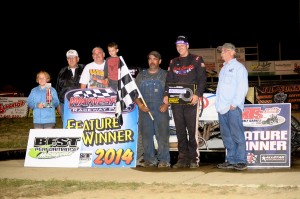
top-left (158, 161), bottom-right (171, 168)
top-left (190, 162), bottom-right (199, 169)
top-left (217, 162), bottom-right (235, 169)
top-left (234, 163), bottom-right (247, 171)
top-left (172, 161), bottom-right (190, 168)
top-left (143, 161), bottom-right (157, 168)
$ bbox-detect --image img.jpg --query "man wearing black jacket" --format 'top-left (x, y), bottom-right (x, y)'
top-left (163, 36), bottom-right (207, 168)
top-left (56, 49), bottom-right (85, 122)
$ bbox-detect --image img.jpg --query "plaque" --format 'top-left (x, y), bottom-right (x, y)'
top-left (168, 83), bottom-right (196, 105)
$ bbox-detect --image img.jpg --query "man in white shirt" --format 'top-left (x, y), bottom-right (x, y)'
top-left (80, 47), bottom-right (108, 88)
top-left (215, 43), bottom-right (249, 171)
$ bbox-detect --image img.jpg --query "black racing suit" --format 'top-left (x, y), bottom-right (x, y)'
top-left (165, 53), bottom-right (206, 164)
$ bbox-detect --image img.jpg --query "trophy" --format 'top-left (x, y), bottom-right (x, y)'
top-left (45, 83), bottom-right (52, 108)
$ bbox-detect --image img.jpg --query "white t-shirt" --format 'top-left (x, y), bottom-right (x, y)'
top-left (79, 61), bottom-right (107, 88)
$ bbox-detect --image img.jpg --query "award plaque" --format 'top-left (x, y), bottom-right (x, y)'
top-left (168, 83), bottom-right (196, 105)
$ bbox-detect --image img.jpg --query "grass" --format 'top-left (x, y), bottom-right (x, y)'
top-left (0, 178), bottom-right (299, 199)
top-left (0, 178), bottom-right (143, 198)
top-left (0, 117), bottom-right (62, 148)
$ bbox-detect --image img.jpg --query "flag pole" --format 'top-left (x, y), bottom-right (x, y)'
top-left (118, 56), bottom-right (154, 121)
top-left (120, 56), bottom-right (154, 121)
top-left (140, 98), bottom-right (154, 121)
top-left (120, 58), bottom-right (154, 121)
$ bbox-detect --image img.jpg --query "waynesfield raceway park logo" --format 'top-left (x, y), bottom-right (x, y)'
top-left (28, 137), bottom-right (81, 159)
top-left (65, 88), bottom-right (135, 114)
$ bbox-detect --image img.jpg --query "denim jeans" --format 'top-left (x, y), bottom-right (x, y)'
top-left (139, 103), bottom-right (170, 164)
top-left (218, 107), bottom-right (247, 164)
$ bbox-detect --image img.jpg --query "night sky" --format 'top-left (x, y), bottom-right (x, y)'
top-left (2, 1), bottom-right (300, 96)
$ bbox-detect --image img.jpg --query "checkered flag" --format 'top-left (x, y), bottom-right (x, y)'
top-left (73, 88), bottom-right (115, 98)
top-left (115, 56), bottom-right (141, 125)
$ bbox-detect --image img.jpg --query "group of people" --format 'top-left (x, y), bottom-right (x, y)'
top-left (27, 36), bottom-right (249, 171)
top-left (28, 43), bottom-right (120, 125)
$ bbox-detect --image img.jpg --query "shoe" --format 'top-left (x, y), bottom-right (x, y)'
top-left (190, 162), bottom-right (199, 169)
top-left (172, 161), bottom-right (189, 168)
top-left (217, 162), bottom-right (235, 169)
top-left (234, 163), bottom-right (247, 171)
top-left (143, 161), bottom-right (157, 168)
top-left (158, 161), bottom-right (171, 168)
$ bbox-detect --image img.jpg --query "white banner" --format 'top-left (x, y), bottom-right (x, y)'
top-left (0, 97), bottom-right (28, 118)
top-left (24, 129), bottom-right (83, 168)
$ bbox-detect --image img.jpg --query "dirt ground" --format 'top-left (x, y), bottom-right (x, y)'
top-left (1, 156), bottom-right (300, 199)
top-left (33, 185), bottom-right (300, 199)
top-left (2, 112), bottom-right (300, 199)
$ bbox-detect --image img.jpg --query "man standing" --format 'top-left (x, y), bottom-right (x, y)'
top-left (215, 43), bottom-right (249, 171)
top-left (80, 47), bottom-right (107, 89)
top-left (163, 36), bottom-right (207, 168)
top-left (135, 51), bottom-right (170, 168)
top-left (56, 49), bottom-right (85, 121)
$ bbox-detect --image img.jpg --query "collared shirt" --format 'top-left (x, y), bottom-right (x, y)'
top-left (215, 58), bottom-right (248, 114)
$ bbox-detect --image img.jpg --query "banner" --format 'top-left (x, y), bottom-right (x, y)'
top-left (255, 84), bottom-right (300, 111)
top-left (63, 88), bottom-right (138, 168)
top-left (0, 97), bottom-right (28, 118)
top-left (24, 129), bottom-right (83, 168)
top-left (243, 103), bottom-right (291, 168)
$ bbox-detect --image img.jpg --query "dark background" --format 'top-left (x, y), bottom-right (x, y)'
top-left (1, 1), bottom-right (300, 96)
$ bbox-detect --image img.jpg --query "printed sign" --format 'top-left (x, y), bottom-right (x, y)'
top-left (255, 84), bottom-right (300, 111)
top-left (244, 103), bottom-right (291, 168)
top-left (24, 129), bottom-right (83, 168)
top-left (0, 97), bottom-right (28, 118)
top-left (63, 88), bottom-right (138, 168)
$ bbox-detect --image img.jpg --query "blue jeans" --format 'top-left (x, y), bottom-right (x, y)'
top-left (139, 102), bottom-right (170, 164)
top-left (218, 108), bottom-right (247, 164)
top-left (34, 123), bottom-right (55, 129)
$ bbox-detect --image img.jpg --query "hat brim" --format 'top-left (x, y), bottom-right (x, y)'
top-left (216, 46), bottom-right (223, 52)
top-left (176, 41), bottom-right (189, 45)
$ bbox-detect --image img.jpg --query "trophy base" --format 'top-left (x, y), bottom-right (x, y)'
top-left (44, 103), bottom-right (53, 108)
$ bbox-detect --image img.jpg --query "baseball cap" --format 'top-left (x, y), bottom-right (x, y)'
top-left (217, 43), bottom-right (236, 52)
top-left (148, 51), bottom-right (161, 59)
top-left (66, 49), bottom-right (78, 57)
top-left (175, 36), bottom-right (189, 45)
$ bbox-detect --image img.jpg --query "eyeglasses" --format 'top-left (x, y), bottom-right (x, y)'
top-left (38, 78), bottom-right (47, 80)
top-left (221, 49), bottom-right (231, 54)
top-left (67, 57), bottom-right (77, 60)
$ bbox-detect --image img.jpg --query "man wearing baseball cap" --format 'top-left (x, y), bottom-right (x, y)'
top-left (215, 43), bottom-right (249, 171)
top-left (56, 49), bottom-right (85, 121)
top-left (163, 36), bottom-right (207, 169)
top-left (135, 51), bottom-right (171, 168)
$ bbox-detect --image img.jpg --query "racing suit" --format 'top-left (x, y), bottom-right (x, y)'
top-left (165, 53), bottom-right (206, 164)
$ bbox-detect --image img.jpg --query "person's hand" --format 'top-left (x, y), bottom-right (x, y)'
top-left (37, 103), bottom-right (44, 109)
top-left (159, 103), bottom-right (169, 112)
top-left (230, 105), bottom-right (236, 110)
top-left (138, 104), bottom-right (149, 112)
top-left (190, 95), bottom-right (199, 106)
